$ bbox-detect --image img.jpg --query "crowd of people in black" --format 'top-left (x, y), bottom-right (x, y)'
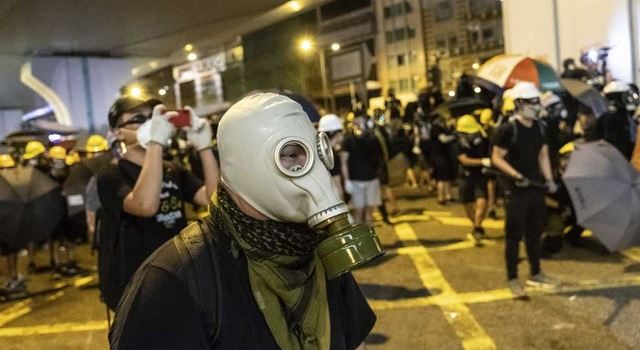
top-left (0, 53), bottom-right (638, 347)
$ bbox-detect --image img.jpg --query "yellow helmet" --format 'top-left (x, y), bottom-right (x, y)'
top-left (0, 154), bottom-right (15, 168)
top-left (23, 141), bottom-right (46, 160)
top-left (559, 142), bottom-right (575, 155)
top-left (49, 146), bottom-right (67, 160)
top-left (501, 96), bottom-right (515, 115)
top-left (85, 134), bottom-right (108, 153)
top-left (65, 151), bottom-right (81, 166)
top-left (477, 108), bottom-right (494, 126)
top-left (456, 114), bottom-right (483, 134)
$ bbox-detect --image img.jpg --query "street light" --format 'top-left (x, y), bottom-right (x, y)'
top-left (129, 86), bottom-right (142, 98)
top-left (299, 38), bottom-right (313, 53)
top-left (187, 52), bottom-right (198, 61)
top-left (331, 43), bottom-right (341, 52)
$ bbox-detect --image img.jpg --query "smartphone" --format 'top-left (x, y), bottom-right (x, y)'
top-left (169, 110), bottom-right (191, 128)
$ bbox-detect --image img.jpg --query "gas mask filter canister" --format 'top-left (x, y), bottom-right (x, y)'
top-left (217, 93), bottom-right (384, 278)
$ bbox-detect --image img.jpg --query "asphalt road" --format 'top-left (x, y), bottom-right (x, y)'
top-left (1, 188), bottom-right (639, 349)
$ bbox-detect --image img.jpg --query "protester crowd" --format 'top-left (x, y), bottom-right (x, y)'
top-left (0, 53), bottom-right (639, 348)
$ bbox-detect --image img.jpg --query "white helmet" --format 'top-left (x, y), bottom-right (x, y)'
top-left (603, 80), bottom-right (630, 95)
top-left (318, 114), bottom-right (343, 133)
top-left (509, 81), bottom-right (541, 100)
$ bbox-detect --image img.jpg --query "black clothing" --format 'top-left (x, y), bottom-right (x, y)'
top-left (109, 218), bottom-right (376, 350)
top-left (430, 119), bottom-right (457, 181)
top-left (492, 119), bottom-right (548, 183)
top-left (455, 132), bottom-right (490, 178)
top-left (458, 178), bottom-right (488, 203)
top-left (97, 159), bottom-right (202, 308)
top-left (504, 189), bottom-right (546, 280)
top-left (597, 110), bottom-right (633, 159)
top-left (342, 132), bottom-right (382, 181)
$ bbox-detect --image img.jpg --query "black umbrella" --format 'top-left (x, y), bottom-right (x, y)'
top-left (0, 166), bottom-right (65, 249)
top-left (561, 78), bottom-right (609, 118)
top-left (435, 97), bottom-right (489, 119)
top-left (63, 153), bottom-right (112, 216)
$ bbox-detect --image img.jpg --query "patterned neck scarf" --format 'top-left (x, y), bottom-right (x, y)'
top-left (211, 188), bottom-right (331, 350)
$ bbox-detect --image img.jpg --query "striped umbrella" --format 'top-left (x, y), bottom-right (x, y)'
top-left (476, 54), bottom-right (564, 93)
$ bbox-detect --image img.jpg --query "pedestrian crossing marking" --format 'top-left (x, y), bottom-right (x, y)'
top-left (393, 223), bottom-right (496, 350)
top-left (0, 320), bottom-right (108, 337)
top-left (620, 247), bottom-right (640, 262)
top-left (435, 216), bottom-right (504, 229)
top-left (369, 274), bottom-right (640, 311)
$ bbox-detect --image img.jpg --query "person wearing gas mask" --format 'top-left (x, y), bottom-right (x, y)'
top-left (491, 82), bottom-right (557, 298)
top-left (540, 91), bottom-right (570, 169)
top-left (109, 93), bottom-right (380, 350)
top-left (96, 96), bottom-right (219, 310)
top-left (318, 113), bottom-right (346, 200)
top-left (600, 81), bottom-right (639, 159)
top-left (341, 112), bottom-right (383, 224)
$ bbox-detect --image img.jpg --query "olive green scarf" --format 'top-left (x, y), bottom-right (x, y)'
top-left (211, 189), bottom-right (330, 350)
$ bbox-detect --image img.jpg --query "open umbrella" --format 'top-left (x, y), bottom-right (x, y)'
top-left (560, 78), bottom-right (609, 118)
top-left (0, 166), bottom-right (65, 249)
top-left (562, 140), bottom-right (640, 251)
top-left (476, 54), bottom-right (564, 93)
top-left (63, 153), bottom-right (112, 216)
top-left (434, 97), bottom-right (488, 119)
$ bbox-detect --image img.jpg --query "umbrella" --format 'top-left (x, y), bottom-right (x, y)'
top-left (435, 97), bottom-right (488, 119)
top-left (560, 78), bottom-right (609, 118)
top-left (63, 153), bottom-right (112, 216)
top-left (0, 166), bottom-right (65, 249)
top-left (562, 140), bottom-right (640, 251)
top-left (476, 54), bottom-right (564, 93)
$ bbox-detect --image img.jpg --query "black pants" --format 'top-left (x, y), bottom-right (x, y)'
top-left (504, 188), bottom-right (547, 280)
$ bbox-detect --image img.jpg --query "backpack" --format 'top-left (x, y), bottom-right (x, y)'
top-left (172, 220), bottom-right (222, 346)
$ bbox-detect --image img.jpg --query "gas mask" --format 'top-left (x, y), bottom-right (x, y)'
top-left (517, 99), bottom-right (542, 120)
top-left (217, 93), bottom-right (384, 278)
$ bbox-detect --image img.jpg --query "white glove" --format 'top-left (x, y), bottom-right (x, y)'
top-left (185, 107), bottom-right (213, 151)
top-left (344, 180), bottom-right (354, 195)
top-left (481, 158), bottom-right (491, 167)
top-left (148, 105), bottom-right (177, 147)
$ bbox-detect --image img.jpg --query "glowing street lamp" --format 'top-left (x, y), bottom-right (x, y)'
top-left (299, 38), bottom-right (313, 52)
top-left (331, 43), bottom-right (341, 52)
top-left (129, 86), bottom-right (142, 98)
top-left (187, 52), bottom-right (198, 61)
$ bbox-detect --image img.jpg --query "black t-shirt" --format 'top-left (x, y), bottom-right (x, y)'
top-left (455, 132), bottom-right (490, 178)
top-left (492, 120), bottom-right (548, 182)
top-left (109, 225), bottom-right (376, 350)
top-left (342, 132), bottom-right (382, 181)
top-left (430, 119), bottom-right (456, 159)
top-left (97, 159), bottom-right (203, 290)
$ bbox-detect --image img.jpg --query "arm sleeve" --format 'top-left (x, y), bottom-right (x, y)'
top-left (491, 123), bottom-right (514, 149)
top-left (339, 273), bottom-right (376, 350)
top-left (177, 165), bottom-right (204, 204)
top-left (109, 265), bottom-right (209, 350)
top-left (97, 168), bottom-right (130, 215)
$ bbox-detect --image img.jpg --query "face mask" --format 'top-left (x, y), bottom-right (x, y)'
top-left (218, 93), bottom-right (383, 278)
top-left (519, 101), bottom-right (541, 120)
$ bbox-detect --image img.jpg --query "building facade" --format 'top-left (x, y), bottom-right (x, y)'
top-left (421, 0), bottom-right (504, 95)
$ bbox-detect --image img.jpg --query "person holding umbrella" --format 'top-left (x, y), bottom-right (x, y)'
top-left (491, 82), bottom-right (557, 298)
top-left (0, 153), bottom-right (26, 294)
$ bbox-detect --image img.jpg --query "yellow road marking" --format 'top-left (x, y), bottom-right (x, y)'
top-left (0, 275), bottom-right (95, 327)
top-left (422, 210), bottom-right (453, 217)
top-left (389, 214), bottom-right (432, 223)
top-left (620, 247), bottom-right (640, 262)
top-left (0, 300), bottom-right (33, 327)
top-left (370, 274), bottom-right (640, 311)
top-left (428, 239), bottom-right (496, 252)
top-left (436, 216), bottom-right (504, 230)
top-left (393, 223), bottom-right (496, 350)
top-left (0, 320), bottom-right (108, 337)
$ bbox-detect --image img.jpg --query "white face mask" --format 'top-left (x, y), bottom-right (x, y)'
top-left (217, 93), bottom-right (347, 226)
top-left (519, 102), bottom-right (542, 120)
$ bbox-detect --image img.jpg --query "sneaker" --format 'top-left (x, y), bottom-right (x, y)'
top-left (526, 273), bottom-right (558, 289)
top-left (472, 227), bottom-right (485, 246)
top-left (507, 279), bottom-right (527, 299)
top-left (4, 278), bottom-right (27, 294)
top-left (487, 207), bottom-right (498, 220)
